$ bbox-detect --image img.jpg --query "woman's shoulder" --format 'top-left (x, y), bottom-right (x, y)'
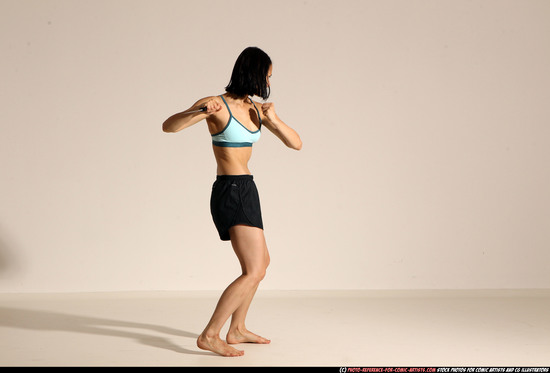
top-left (196, 94), bottom-right (224, 105)
top-left (249, 97), bottom-right (263, 106)
top-left (249, 98), bottom-right (266, 114)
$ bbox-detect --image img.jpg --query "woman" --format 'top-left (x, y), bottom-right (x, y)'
top-left (162, 47), bottom-right (302, 357)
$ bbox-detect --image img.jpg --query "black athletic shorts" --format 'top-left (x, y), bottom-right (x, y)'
top-left (210, 174), bottom-right (264, 241)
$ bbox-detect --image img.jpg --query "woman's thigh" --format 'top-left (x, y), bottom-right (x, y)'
top-left (229, 225), bottom-right (270, 275)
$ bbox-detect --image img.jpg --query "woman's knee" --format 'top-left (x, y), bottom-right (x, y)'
top-left (260, 255), bottom-right (270, 280)
top-left (265, 249), bottom-right (270, 269)
top-left (245, 266), bottom-right (267, 283)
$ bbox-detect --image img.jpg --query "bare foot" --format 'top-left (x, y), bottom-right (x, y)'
top-left (197, 333), bottom-right (244, 357)
top-left (226, 328), bottom-right (271, 344)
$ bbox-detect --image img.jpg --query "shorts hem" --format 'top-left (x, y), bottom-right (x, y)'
top-left (219, 223), bottom-right (264, 241)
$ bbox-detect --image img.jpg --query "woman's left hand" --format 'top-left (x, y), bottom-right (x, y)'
top-left (259, 102), bottom-right (302, 150)
top-left (261, 102), bottom-right (278, 122)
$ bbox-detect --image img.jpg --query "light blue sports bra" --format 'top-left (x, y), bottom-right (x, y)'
top-left (211, 95), bottom-right (262, 147)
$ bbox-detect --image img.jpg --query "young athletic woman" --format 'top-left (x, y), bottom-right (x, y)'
top-left (162, 47), bottom-right (302, 357)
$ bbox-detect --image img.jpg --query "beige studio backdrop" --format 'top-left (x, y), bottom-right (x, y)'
top-left (1, 0), bottom-right (549, 293)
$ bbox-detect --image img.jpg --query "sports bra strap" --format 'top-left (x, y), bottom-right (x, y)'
top-left (219, 95), bottom-right (232, 116)
top-left (250, 99), bottom-right (262, 126)
top-left (219, 95), bottom-right (262, 127)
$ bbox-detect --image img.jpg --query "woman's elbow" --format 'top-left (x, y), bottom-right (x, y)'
top-left (291, 139), bottom-right (302, 151)
top-left (162, 121), bottom-right (176, 133)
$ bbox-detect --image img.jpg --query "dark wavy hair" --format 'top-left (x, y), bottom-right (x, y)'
top-left (225, 47), bottom-right (272, 100)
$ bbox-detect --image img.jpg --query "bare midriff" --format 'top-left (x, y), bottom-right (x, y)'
top-left (213, 146), bottom-right (254, 176)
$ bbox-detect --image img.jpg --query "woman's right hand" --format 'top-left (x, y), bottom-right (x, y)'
top-left (204, 98), bottom-right (222, 115)
top-left (163, 96), bottom-right (221, 133)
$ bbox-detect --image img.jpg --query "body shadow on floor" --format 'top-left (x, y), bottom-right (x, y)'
top-left (0, 306), bottom-right (214, 356)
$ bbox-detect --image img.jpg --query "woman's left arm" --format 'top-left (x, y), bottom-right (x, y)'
top-left (261, 102), bottom-right (302, 150)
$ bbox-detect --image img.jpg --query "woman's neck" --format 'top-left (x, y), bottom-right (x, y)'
top-left (225, 92), bottom-right (250, 104)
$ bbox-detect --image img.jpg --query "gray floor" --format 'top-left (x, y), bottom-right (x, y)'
top-left (1, 290), bottom-right (549, 367)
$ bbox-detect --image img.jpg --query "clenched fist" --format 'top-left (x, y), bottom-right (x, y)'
top-left (261, 102), bottom-right (278, 122)
top-left (204, 99), bottom-right (222, 115)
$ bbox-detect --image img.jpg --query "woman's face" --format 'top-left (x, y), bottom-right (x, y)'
top-left (266, 65), bottom-right (273, 88)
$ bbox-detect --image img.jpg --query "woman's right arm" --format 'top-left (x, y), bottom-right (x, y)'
top-left (162, 97), bottom-right (222, 133)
